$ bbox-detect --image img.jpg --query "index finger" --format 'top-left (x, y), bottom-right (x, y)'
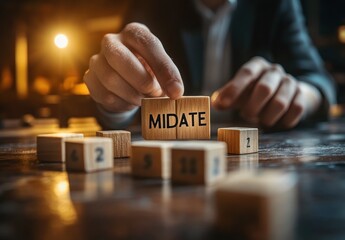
top-left (120, 23), bottom-right (184, 99)
top-left (212, 57), bottom-right (271, 109)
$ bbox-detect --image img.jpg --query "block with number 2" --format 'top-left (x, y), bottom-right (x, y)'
top-left (171, 141), bottom-right (227, 185)
top-left (218, 127), bottom-right (258, 154)
top-left (65, 137), bottom-right (113, 172)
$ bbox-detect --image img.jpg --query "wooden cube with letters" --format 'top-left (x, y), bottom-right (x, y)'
top-left (36, 133), bottom-right (84, 162)
top-left (96, 130), bottom-right (131, 158)
top-left (218, 127), bottom-right (258, 154)
top-left (171, 141), bottom-right (226, 185)
top-left (215, 170), bottom-right (297, 240)
top-left (65, 137), bottom-right (113, 172)
top-left (141, 96), bottom-right (211, 140)
top-left (141, 97), bottom-right (176, 140)
top-left (131, 141), bottom-right (173, 179)
top-left (176, 96), bottom-right (210, 139)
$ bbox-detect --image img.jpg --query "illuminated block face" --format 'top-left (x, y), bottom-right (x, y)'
top-left (65, 137), bottom-right (113, 172)
top-left (141, 96), bottom-right (210, 140)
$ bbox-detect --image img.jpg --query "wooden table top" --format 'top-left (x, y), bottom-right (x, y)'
top-left (1, 119), bottom-right (345, 240)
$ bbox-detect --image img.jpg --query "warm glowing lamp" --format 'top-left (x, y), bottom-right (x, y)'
top-left (54, 34), bottom-right (69, 49)
top-left (339, 25), bottom-right (345, 44)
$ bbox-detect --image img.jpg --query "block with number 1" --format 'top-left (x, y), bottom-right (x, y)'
top-left (171, 141), bottom-right (227, 185)
top-left (65, 137), bottom-right (113, 172)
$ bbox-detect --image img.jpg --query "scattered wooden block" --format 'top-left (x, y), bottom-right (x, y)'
top-left (171, 141), bottom-right (226, 185)
top-left (141, 96), bottom-right (211, 140)
top-left (215, 170), bottom-right (297, 240)
top-left (141, 97), bottom-right (176, 140)
top-left (131, 141), bottom-right (173, 179)
top-left (96, 130), bottom-right (131, 158)
top-left (36, 133), bottom-right (84, 162)
top-left (65, 137), bottom-right (113, 172)
top-left (176, 96), bottom-right (210, 139)
top-left (218, 127), bottom-right (258, 154)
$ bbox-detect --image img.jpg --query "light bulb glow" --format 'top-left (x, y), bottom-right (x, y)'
top-left (54, 34), bottom-right (69, 49)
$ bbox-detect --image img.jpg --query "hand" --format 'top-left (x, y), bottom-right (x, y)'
top-left (211, 57), bottom-right (322, 129)
top-left (84, 23), bottom-right (184, 113)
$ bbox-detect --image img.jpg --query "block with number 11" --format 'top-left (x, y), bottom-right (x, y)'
top-left (171, 141), bottom-right (227, 185)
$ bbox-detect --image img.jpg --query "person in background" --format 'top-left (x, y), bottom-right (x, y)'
top-left (84, 0), bottom-right (336, 130)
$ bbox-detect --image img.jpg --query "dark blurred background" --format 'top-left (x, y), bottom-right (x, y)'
top-left (0, 0), bottom-right (344, 128)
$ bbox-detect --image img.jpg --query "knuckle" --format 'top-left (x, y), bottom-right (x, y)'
top-left (89, 55), bottom-right (99, 69)
top-left (123, 22), bottom-right (147, 33)
top-left (123, 23), bottom-right (159, 49)
top-left (240, 66), bottom-right (256, 77)
top-left (271, 64), bottom-right (284, 73)
top-left (101, 34), bottom-right (114, 49)
top-left (282, 75), bottom-right (296, 86)
top-left (252, 56), bottom-right (269, 65)
top-left (83, 70), bottom-right (91, 84)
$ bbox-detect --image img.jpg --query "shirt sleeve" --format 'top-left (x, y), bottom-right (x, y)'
top-left (272, 0), bottom-right (337, 120)
top-left (96, 104), bottom-right (139, 130)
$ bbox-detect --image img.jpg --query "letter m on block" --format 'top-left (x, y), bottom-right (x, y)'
top-left (141, 98), bottom-right (177, 140)
top-left (149, 114), bottom-right (161, 129)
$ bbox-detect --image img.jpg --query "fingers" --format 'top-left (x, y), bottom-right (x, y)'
top-left (102, 23), bottom-right (184, 99)
top-left (84, 70), bottom-right (137, 113)
top-left (90, 54), bottom-right (150, 106)
top-left (241, 66), bottom-right (283, 119)
top-left (279, 89), bottom-right (305, 128)
top-left (259, 75), bottom-right (298, 127)
top-left (120, 23), bottom-right (184, 99)
top-left (212, 57), bottom-right (271, 109)
top-left (101, 33), bottom-right (162, 97)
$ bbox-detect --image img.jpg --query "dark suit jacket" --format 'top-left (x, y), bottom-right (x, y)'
top-left (122, 0), bottom-right (336, 121)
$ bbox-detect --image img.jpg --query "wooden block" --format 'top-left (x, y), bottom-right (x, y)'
top-left (176, 96), bottom-right (210, 139)
top-left (218, 127), bottom-right (258, 154)
top-left (215, 170), bottom-right (297, 240)
top-left (171, 141), bottom-right (226, 185)
top-left (141, 97), bottom-right (176, 140)
top-left (36, 133), bottom-right (84, 162)
top-left (131, 141), bottom-right (173, 179)
top-left (65, 137), bottom-right (113, 172)
top-left (96, 130), bottom-right (131, 158)
top-left (141, 96), bottom-right (211, 140)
